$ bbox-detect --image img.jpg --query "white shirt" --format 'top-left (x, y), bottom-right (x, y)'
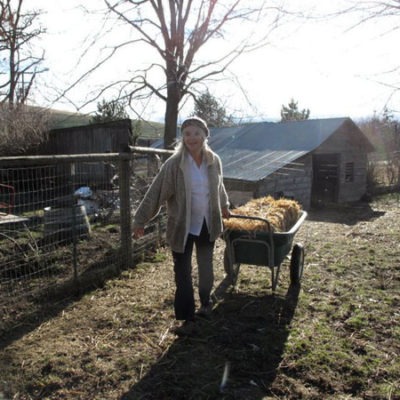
top-left (188, 154), bottom-right (210, 235)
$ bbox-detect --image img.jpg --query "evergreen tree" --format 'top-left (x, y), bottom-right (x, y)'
top-left (90, 98), bottom-right (129, 124)
top-left (193, 90), bottom-right (233, 127)
top-left (280, 99), bottom-right (310, 122)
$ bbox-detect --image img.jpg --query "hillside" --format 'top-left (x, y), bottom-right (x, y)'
top-left (48, 109), bottom-right (164, 140)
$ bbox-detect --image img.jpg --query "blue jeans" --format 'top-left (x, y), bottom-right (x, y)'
top-left (172, 221), bottom-right (215, 321)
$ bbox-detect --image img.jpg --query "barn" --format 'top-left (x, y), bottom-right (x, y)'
top-left (208, 117), bottom-right (374, 209)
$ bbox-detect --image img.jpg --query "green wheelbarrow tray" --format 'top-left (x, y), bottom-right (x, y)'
top-left (223, 210), bottom-right (307, 291)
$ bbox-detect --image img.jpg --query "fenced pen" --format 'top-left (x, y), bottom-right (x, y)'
top-left (0, 148), bottom-right (172, 334)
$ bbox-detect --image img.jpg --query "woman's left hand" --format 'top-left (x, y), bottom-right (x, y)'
top-left (222, 207), bottom-right (231, 219)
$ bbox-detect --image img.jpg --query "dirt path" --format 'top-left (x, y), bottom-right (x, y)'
top-left (1, 195), bottom-right (399, 399)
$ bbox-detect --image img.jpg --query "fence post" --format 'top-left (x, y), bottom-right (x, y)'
top-left (119, 156), bottom-right (132, 269)
top-left (70, 162), bottom-right (79, 287)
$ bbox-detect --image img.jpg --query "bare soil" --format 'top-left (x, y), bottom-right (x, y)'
top-left (0, 194), bottom-right (399, 399)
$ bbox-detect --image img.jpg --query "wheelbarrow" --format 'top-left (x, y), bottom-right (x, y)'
top-left (223, 210), bottom-right (307, 291)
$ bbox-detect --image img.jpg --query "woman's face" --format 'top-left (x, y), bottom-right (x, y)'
top-left (182, 124), bottom-right (205, 156)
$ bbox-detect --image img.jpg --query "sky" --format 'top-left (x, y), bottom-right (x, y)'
top-left (30, 0), bottom-right (400, 123)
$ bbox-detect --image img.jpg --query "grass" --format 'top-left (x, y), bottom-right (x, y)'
top-left (0, 194), bottom-right (399, 399)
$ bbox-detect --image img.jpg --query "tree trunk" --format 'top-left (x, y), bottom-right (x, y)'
top-left (9, 43), bottom-right (16, 108)
top-left (164, 86), bottom-right (180, 150)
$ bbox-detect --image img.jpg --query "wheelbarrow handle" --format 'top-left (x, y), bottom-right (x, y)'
top-left (228, 214), bottom-right (271, 224)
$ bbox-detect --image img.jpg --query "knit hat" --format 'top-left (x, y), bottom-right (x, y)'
top-left (181, 116), bottom-right (210, 138)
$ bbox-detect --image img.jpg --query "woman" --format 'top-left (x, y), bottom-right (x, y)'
top-left (133, 116), bottom-right (230, 335)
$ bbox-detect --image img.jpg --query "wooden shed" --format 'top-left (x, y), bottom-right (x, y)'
top-left (47, 119), bottom-right (132, 154)
top-left (46, 119), bottom-right (133, 188)
top-left (209, 118), bottom-right (374, 209)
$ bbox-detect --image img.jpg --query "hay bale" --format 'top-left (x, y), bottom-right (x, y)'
top-left (224, 196), bottom-right (301, 233)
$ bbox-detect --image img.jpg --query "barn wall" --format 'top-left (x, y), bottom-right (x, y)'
top-left (314, 126), bottom-right (369, 203)
top-left (256, 154), bottom-right (313, 210)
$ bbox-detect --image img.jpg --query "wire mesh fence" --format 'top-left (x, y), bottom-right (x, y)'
top-left (0, 150), bottom-right (170, 334)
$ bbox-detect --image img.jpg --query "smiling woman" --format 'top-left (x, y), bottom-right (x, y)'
top-left (133, 116), bottom-right (231, 335)
top-left (181, 117), bottom-right (210, 166)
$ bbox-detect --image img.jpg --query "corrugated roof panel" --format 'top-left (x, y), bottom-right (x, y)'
top-left (210, 118), bottom-right (349, 151)
top-left (209, 118), bottom-right (350, 181)
top-left (218, 147), bottom-right (309, 181)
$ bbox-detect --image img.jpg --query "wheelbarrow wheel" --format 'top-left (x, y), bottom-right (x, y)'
top-left (290, 243), bottom-right (304, 285)
top-left (223, 249), bottom-right (240, 286)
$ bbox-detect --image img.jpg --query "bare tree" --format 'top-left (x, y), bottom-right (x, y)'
top-left (0, 0), bottom-right (46, 108)
top-left (0, 104), bottom-right (51, 155)
top-left (341, 1), bottom-right (400, 27)
top-left (75, 1), bottom-right (284, 149)
top-left (359, 109), bottom-right (399, 187)
top-left (337, 1), bottom-right (400, 114)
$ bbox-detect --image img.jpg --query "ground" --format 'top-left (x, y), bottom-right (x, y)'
top-left (0, 194), bottom-right (399, 400)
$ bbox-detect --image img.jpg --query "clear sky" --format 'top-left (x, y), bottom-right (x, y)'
top-left (31, 0), bottom-right (400, 123)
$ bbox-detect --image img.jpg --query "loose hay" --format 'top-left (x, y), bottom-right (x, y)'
top-left (224, 196), bottom-right (301, 232)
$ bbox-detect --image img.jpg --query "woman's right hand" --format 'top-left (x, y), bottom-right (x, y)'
top-left (133, 228), bottom-right (144, 239)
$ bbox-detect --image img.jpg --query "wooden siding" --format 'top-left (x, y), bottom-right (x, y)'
top-left (45, 120), bottom-right (133, 188)
top-left (315, 125), bottom-right (368, 203)
top-left (47, 119), bottom-right (132, 155)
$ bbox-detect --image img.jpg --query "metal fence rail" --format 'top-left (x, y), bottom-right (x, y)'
top-left (0, 148), bottom-right (172, 333)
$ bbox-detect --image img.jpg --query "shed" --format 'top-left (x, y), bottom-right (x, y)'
top-left (47, 119), bottom-right (132, 154)
top-left (47, 119), bottom-right (133, 189)
top-left (209, 117), bottom-right (374, 209)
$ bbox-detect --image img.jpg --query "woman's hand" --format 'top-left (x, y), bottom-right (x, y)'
top-left (222, 207), bottom-right (231, 219)
top-left (133, 228), bottom-right (144, 239)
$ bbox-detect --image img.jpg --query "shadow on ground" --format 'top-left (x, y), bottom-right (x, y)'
top-left (307, 202), bottom-right (385, 225)
top-left (122, 279), bottom-right (300, 400)
top-left (0, 259), bottom-right (121, 350)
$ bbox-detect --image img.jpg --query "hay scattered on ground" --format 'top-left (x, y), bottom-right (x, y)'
top-left (224, 196), bottom-right (301, 232)
top-left (1, 195), bottom-right (399, 399)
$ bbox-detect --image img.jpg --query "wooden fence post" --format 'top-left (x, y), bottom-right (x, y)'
top-left (119, 156), bottom-right (132, 268)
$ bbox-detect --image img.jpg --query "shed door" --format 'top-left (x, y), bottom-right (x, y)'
top-left (311, 154), bottom-right (339, 206)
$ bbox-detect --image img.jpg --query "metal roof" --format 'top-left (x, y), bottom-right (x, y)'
top-left (208, 117), bottom-right (368, 182)
top-left (152, 117), bottom-right (373, 183)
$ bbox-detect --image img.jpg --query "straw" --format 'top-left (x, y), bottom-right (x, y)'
top-left (224, 196), bottom-right (301, 232)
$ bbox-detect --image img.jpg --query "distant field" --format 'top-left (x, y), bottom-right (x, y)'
top-left (139, 120), bottom-right (164, 140)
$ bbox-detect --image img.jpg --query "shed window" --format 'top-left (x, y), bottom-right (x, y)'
top-left (345, 162), bottom-right (354, 182)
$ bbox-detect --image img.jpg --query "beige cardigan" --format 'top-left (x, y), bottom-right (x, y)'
top-left (133, 146), bottom-right (229, 253)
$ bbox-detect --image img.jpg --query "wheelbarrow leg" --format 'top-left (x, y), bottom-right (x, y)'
top-left (270, 264), bottom-right (281, 291)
